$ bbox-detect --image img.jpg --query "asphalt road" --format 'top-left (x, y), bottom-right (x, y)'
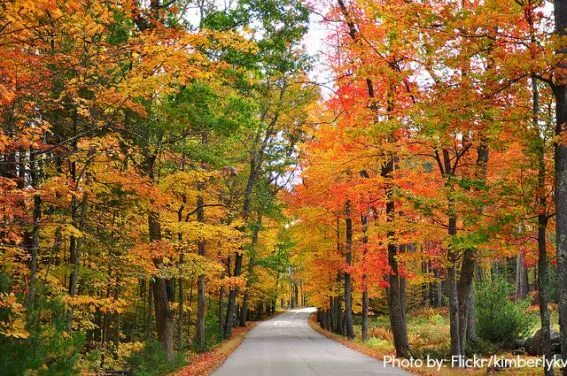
top-left (213, 307), bottom-right (411, 376)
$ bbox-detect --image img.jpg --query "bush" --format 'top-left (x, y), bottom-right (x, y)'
top-left (475, 276), bottom-right (534, 345)
top-left (126, 340), bottom-right (185, 376)
top-left (366, 337), bottom-right (394, 352)
top-left (190, 311), bottom-right (224, 353)
top-left (0, 296), bottom-right (85, 376)
top-left (466, 336), bottom-right (497, 357)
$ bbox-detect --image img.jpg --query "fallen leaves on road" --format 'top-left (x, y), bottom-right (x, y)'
top-left (172, 323), bottom-right (256, 376)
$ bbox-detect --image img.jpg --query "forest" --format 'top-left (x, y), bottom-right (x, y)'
top-left (0, 0), bottom-right (566, 375)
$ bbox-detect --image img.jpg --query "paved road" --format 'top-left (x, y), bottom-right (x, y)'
top-left (213, 307), bottom-right (411, 376)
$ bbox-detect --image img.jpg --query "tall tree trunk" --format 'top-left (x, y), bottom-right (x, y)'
top-left (218, 273), bottom-right (224, 333)
top-left (67, 193), bottom-right (88, 331)
top-left (534, 76), bottom-right (554, 376)
top-left (176, 195), bottom-right (186, 351)
top-left (239, 215), bottom-right (262, 326)
top-left (149, 211), bottom-right (175, 361)
top-left (553, 1), bottom-right (567, 373)
top-left (447, 201), bottom-right (461, 357)
top-left (344, 201), bottom-right (355, 339)
top-left (444, 153), bottom-right (461, 357)
top-left (177, 270), bottom-right (184, 351)
top-left (538, 211), bottom-right (553, 376)
top-left (146, 279), bottom-right (153, 341)
top-left (196, 193), bottom-right (206, 348)
top-left (457, 249), bottom-right (474, 353)
top-left (28, 195), bottom-right (41, 308)
top-left (361, 208), bottom-right (370, 341)
top-left (224, 253), bottom-right (242, 338)
top-left (385, 161), bottom-right (410, 357)
top-left (225, 142), bottom-right (259, 337)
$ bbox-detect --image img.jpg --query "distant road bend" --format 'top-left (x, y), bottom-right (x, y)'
top-left (213, 307), bottom-right (411, 376)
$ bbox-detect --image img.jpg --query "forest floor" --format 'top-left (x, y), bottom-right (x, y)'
top-left (308, 307), bottom-right (561, 375)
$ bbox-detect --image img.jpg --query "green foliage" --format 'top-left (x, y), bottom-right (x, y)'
top-left (126, 340), bottom-right (186, 376)
top-left (365, 337), bottom-right (393, 352)
top-left (466, 337), bottom-right (497, 357)
top-left (475, 277), bottom-right (535, 345)
top-left (0, 296), bottom-right (84, 376)
top-left (191, 311), bottom-right (225, 353)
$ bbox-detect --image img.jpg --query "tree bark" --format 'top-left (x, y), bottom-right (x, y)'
top-left (385, 160), bottom-right (410, 357)
top-left (177, 270), bottom-right (184, 351)
top-left (28, 195), bottom-right (41, 308)
top-left (196, 193), bottom-right (206, 348)
top-left (447, 200), bottom-right (461, 357)
top-left (361, 208), bottom-right (370, 342)
top-left (67, 193), bottom-right (88, 332)
top-left (533, 76), bottom-right (554, 376)
top-left (344, 201), bottom-right (355, 340)
top-left (239, 216), bottom-right (262, 326)
top-left (224, 253), bottom-right (242, 338)
top-left (149, 211), bottom-right (175, 361)
top-left (552, 2), bottom-right (567, 373)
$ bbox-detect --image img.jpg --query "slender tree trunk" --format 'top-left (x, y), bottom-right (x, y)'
top-left (67, 193), bottom-right (88, 331)
top-left (224, 253), bottom-right (242, 338)
top-left (196, 193), bottom-right (206, 348)
top-left (149, 211), bottom-right (175, 361)
top-left (177, 196), bottom-right (186, 351)
top-left (538, 213), bottom-right (553, 376)
top-left (329, 296), bottom-right (336, 332)
top-left (552, 2), bottom-right (567, 373)
top-left (361, 208), bottom-right (370, 341)
top-left (533, 76), bottom-right (554, 376)
top-left (177, 262), bottom-right (184, 352)
top-left (28, 195), bottom-right (41, 308)
top-left (152, 277), bottom-right (174, 361)
top-left (447, 206), bottom-right (461, 357)
top-left (240, 216), bottom-right (262, 326)
top-left (385, 162), bottom-right (409, 357)
top-left (344, 201), bottom-right (355, 339)
top-left (457, 248), bottom-right (474, 352)
top-left (218, 273), bottom-right (224, 333)
top-left (146, 280), bottom-right (153, 341)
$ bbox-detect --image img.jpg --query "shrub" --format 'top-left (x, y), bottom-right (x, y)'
top-left (466, 336), bottom-right (497, 357)
top-left (369, 327), bottom-right (393, 342)
top-left (0, 288), bottom-right (84, 376)
top-left (126, 340), bottom-right (185, 376)
top-left (366, 337), bottom-right (394, 352)
top-left (191, 311), bottom-right (224, 353)
top-left (475, 276), bottom-right (534, 345)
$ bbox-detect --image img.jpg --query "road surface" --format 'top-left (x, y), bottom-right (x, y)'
top-left (213, 307), bottom-right (411, 376)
